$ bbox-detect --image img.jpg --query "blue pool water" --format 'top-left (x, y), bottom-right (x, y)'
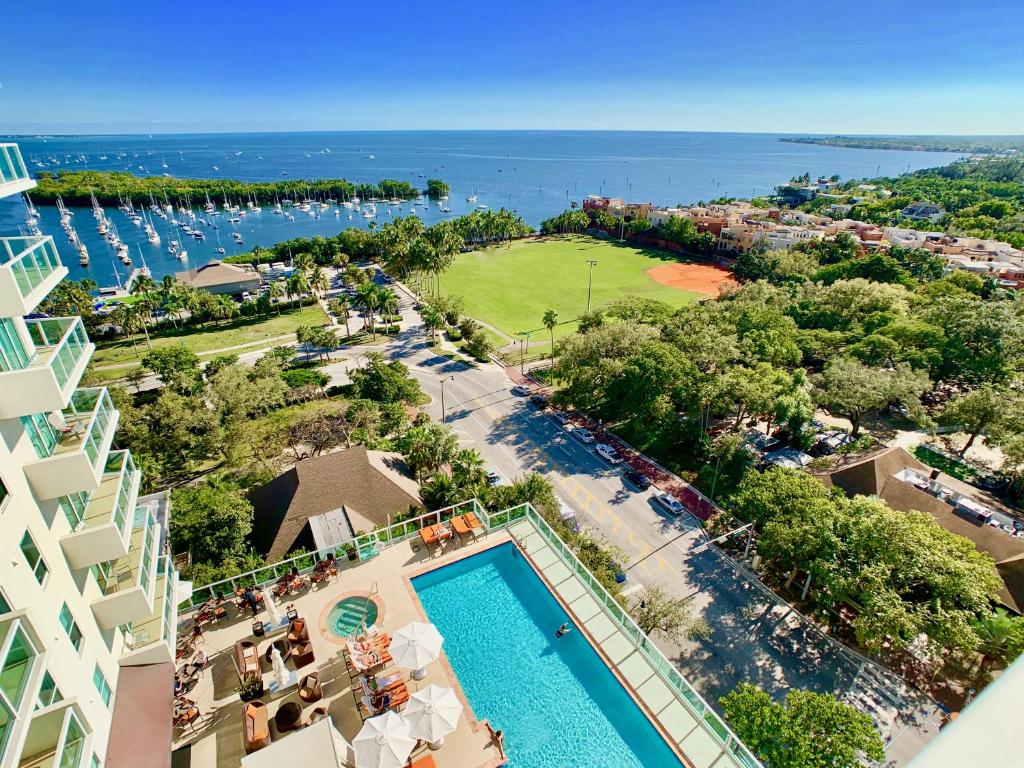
top-left (413, 543), bottom-right (682, 767)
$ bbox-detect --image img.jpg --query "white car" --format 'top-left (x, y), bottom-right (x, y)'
top-left (571, 427), bottom-right (595, 444)
top-left (595, 443), bottom-right (623, 464)
top-left (653, 493), bottom-right (686, 516)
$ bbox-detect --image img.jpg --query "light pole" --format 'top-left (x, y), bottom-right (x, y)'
top-left (517, 331), bottom-right (531, 374)
top-left (586, 259), bottom-right (598, 313)
top-left (439, 375), bottom-right (454, 423)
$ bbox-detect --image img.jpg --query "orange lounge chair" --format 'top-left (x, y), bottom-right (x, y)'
top-left (358, 681), bottom-right (410, 719)
top-left (408, 755), bottom-right (438, 768)
top-left (450, 515), bottom-right (473, 539)
top-left (464, 512), bottom-right (484, 530)
top-left (419, 527), bottom-right (439, 547)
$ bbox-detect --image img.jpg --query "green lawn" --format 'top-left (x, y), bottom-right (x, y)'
top-left (91, 303), bottom-right (329, 368)
top-left (440, 236), bottom-right (701, 341)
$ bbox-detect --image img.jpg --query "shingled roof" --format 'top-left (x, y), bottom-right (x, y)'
top-left (248, 447), bottom-right (421, 560)
top-left (817, 446), bottom-right (1024, 613)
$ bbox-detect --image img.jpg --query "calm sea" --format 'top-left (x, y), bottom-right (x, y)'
top-left (0, 131), bottom-right (963, 287)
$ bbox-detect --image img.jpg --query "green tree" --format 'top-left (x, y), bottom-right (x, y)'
top-left (720, 683), bottom-right (884, 768)
top-left (630, 584), bottom-right (708, 644)
top-left (169, 478), bottom-right (254, 566)
top-left (815, 358), bottom-right (929, 437)
top-left (349, 352), bottom-right (421, 404)
top-left (403, 422), bottom-right (459, 481)
top-left (142, 347), bottom-right (202, 394)
top-left (542, 309), bottom-right (559, 363)
top-left (939, 384), bottom-right (1007, 456)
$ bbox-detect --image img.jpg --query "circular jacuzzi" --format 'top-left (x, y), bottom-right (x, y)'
top-left (327, 596), bottom-right (379, 638)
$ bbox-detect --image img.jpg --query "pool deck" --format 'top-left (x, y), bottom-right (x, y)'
top-left (174, 531), bottom-right (509, 768)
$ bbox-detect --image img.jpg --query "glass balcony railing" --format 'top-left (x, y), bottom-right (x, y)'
top-left (0, 236), bottom-right (64, 303)
top-left (0, 616), bottom-right (41, 761)
top-left (102, 507), bottom-right (158, 599)
top-left (24, 318), bottom-right (91, 393)
top-left (0, 144), bottom-right (31, 192)
top-left (124, 557), bottom-right (176, 658)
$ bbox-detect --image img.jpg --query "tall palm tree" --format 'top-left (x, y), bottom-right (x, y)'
top-left (543, 309), bottom-right (559, 364)
top-left (309, 266), bottom-right (329, 298)
top-left (286, 272), bottom-right (310, 311)
top-left (355, 282), bottom-right (383, 340)
top-left (267, 281), bottom-right (285, 315)
top-left (452, 448), bottom-right (486, 486)
top-left (333, 294), bottom-right (351, 338)
top-left (130, 273), bottom-right (157, 296)
top-left (213, 294), bottom-right (235, 325)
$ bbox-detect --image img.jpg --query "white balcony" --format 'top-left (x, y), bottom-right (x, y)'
top-left (15, 700), bottom-right (90, 768)
top-left (60, 451), bottom-right (140, 570)
top-left (0, 144), bottom-right (35, 200)
top-left (121, 556), bottom-right (178, 666)
top-left (90, 507), bottom-right (161, 629)
top-left (0, 611), bottom-right (47, 768)
top-left (0, 318), bottom-right (94, 419)
top-left (22, 388), bottom-right (119, 501)
top-left (0, 237), bottom-right (67, 319)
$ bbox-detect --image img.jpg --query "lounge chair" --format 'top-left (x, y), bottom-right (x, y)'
top-left (344, 637), bottom-right (393, 674)
top-left (242, 701), bottom-right (271, 753)
top-left (358, 681), bottom-right (409, 719)
top-left (287, 618), bottom-right (309, 644)
top-left (299, 672), bottom-right (323, 703)
top-left (408, 755), bottom-right (438, 768)
top-left (418, 526), bottom-right (440, 549)
top-left (234, 640), bottom-right (260, 680)
top-left (464, 512), bottom-right (484, 531)
top-left (292, 641), bottom-right (315, 668)
top-left (450, 515), bottom-right (474, 540)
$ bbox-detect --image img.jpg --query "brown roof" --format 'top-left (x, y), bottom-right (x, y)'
top-left (248, 447), bottom-right (421, 560)
top-left (175, 260), bottom-right (259, 289)
top-left (817, 446), bottom-right (1024, 613)
top-left (106, 663), bottom-right (173, 768)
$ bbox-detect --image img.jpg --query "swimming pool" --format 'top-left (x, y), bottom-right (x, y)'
top-left (326, 596), bottom-right (378, 638)
top-left (412, 543), bottom-right (682, 767)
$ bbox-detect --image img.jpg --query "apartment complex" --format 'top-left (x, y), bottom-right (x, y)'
top-left (0, 143), bottom-right (176, 768)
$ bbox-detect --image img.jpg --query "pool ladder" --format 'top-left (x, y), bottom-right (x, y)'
top-left (351, 581), bottom-right (379, 639)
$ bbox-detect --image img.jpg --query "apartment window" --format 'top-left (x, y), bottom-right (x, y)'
top-left (92, 666), bottom-right (111, 707)
top-left (90, 560), bottom-right (112, 592)
top-left (0, 475), bottom-right (8, 512)
top-left (19, 531), bottom-right (48, 585)
top-left (36, 671), bottom-right (61, 710)
top-left (0, 591), bottom-right (9, 614)
top-left (0, 318), bottom-right (30, 372)
top-left (58, 604), bottom-right (82, 653)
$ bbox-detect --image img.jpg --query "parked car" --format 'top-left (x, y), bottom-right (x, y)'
top-left (510, 385), bottom-right (530, 397)
top-left (653, 493), bottom-right (686, 516)
top-left (486, 468), bottom-right (503, 486)
top-left (550, 410), bottom-right (570, 426)
top-left (241, 291), bottom-right (252, 302)
top-left (595, 443), bottom-right (623, 464)
top-left (529, 394), bottom-right (549, 409)
top-left (623, 470), bottom-right (651, 490)
top-left (571, 427), bottom-right (595, 444)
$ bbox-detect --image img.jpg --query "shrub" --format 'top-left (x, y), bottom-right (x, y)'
top-left (281, 368), bottom-right (329, 389)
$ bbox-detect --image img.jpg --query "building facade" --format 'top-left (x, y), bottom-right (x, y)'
top-left (0, 143), bottom-right (176, 768)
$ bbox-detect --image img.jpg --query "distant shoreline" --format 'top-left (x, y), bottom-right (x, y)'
top-left (780, 136), bottom-right (1024, 154)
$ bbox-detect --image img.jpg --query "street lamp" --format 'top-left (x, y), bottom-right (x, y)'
top-left (517, 331), bottom-right (531, 375)
top-left (586, 259), bottom-right (598, 313)
top-left (439, 375), bottom-right (454, 423)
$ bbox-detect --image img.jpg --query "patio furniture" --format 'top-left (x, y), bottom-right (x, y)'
top-left (298, 671), bottom-right (323, 703)
top-left (408, 755), bottom-right (438, 768)
top-left (463, 512), bottom-right (484, 531)
top-left (242, 701), bottom-right (271, 753)
top-left (292, 641), bottom-right (315, 668)
top-left (302, 705), bottom-right (328, 727)
top-left (354, 711), bottom-right (415, 768)
top-left (274, 701), bottom-right (303, 733)
top-left (287, 618), bottom-right (309, 644)
top-left (344, 635), bottom-right (393, 674)
top-left (235, 640), bottom-right (261, 680)
top-left (174, 697), bottom-right (200, 732)
top-left (358, 681), bottom-right (410, 720)
top-left (263, 638), bottom-right (291, 664)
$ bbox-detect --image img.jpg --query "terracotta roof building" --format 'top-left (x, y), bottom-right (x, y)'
top-left (247, 447), bottom-right (422, 560)
top-left (816, 447), bottom-right (1024, 613)
top-left (175, 259), bottom-right (261, 295)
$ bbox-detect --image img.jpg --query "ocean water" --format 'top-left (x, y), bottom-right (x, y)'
top-left (0, 131), bottom-right (962, 286)
top-left (412, 542), bottom-right (682, 767)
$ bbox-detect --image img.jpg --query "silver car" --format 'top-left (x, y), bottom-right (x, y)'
top-left (653, 493), bottom-right (686, 516)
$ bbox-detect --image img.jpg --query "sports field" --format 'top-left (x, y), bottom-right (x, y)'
top-left (441, 235), bottom-right (733, 341)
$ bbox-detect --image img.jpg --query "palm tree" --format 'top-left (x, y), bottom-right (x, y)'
top-left (380, 290), bottom-right (400, 329)
top-left (452, 448), bottom-right (486, 486)
top-left (286, 272), bottom-right (310, 311)
top-left (212, 294), bottom-right (235, 325)
top-left (355, 282), bottom-right (383, 340)
top-left (130, 273), bottom-right (157, 297)
top-left (332, 294), bottom-right (352, 339)
top-left (309, 266), bottom-right (329, 299)
top-left (267, 281), bottom-right (285, 315)
top-left (543, 309), bottom-right (559, 364)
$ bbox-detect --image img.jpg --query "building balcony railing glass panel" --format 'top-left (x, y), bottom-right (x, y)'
top-left (16, 702), bottom-right (88, 768)
top-left (90, 508), bottom-right (161, 629)
top-left (0, 616), bottom-right (42, 762)
top-left (21, 388), bottom-right (119, 501)
top-left (60, 451), bottom-right (141, 570)
top-left (0, 144), bottom-right (34, 198)
top-left (122, 556), bottom-right (177, 666)
top-left (0, 318), bottom-right (93, 419)
top-left (0, 237), bottom-right (67, 318)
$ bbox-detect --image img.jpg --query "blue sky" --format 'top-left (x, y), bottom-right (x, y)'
top-left (2, 0), bottom-right (1022, 134)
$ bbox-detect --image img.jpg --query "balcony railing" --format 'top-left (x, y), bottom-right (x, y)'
top-left (16, 701), bottom-right (88, 768)
top-left (90, 507), bottom-right (161, 629)
top-left (21, 387), bottom-right (120, 500)
top-left (123, 556), bottom-right (178, 665)
top-left (0, 144), bottom-right (33, 197)
top-left (0, 236), bottom-right (67, 317)
top-left (60, 451), bottom-right (141, 570)
top-left (0, 318), bottom-right (93, 419)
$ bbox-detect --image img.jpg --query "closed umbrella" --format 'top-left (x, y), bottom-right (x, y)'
top-left (390, 621), bottom-right (443, 681)
top-left (265, 593), bottom-right (282, 627)
top-left (270, 646), bottom-right (290, 689)
top-left (404, 684), bottom-right (463, 749)
top-left (354, 711), bottom-right (415, 768)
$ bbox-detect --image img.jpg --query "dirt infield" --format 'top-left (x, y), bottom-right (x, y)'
top-left (646, 262), bottom-right (738, 297)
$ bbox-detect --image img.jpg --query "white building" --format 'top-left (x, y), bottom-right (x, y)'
top-left (0, 143), bottom-right (176, 768)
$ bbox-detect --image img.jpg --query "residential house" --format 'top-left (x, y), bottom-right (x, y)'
top-left (175, 260), bottom-right (262, 296)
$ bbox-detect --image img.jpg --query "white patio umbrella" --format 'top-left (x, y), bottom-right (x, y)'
top-left (270, 645), bottom-right (291, 689)
top-left (390, 621), bottom-right (443, 681)
top-left (354, 711), bottom-right (416, 768)
top-left (265, 593), bottom-right (282, 626)
top-left (404, 684), bottom-right (463, 750)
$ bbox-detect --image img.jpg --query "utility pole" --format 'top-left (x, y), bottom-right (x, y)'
top-left (439, 375), bottom-right (454, 423)
top-left (586, 259), bottom-right (598, 313)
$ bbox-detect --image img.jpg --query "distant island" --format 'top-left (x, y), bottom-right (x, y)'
top-left (30, 170), bottom-right (448, 207)
top-left (781, 135), bottom-right (1024, 154)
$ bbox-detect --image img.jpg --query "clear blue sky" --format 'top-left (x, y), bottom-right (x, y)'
top-left (2, 0), bottom-right (1022, 134)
